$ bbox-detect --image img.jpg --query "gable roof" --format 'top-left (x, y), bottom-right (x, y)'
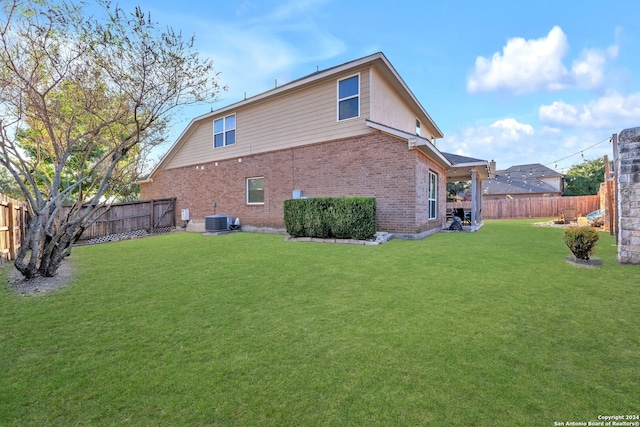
top-left (501, 163), bottom-right (562, 178)
top-left (146, 52), bottom-right (444, 179)
top-left (482, 174), bottom-right (561, 196)
top-left (481, 163), bottom-right (563, 196)
top-left (195, 52), bottom-right (444, 138)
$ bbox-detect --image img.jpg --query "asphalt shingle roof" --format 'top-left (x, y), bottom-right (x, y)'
top-left (442, 152), bottom-right (488, 164)
top-left (482, 175), bottom-right (559, 195)
top-left (482, 163), bottom-right (562, 196)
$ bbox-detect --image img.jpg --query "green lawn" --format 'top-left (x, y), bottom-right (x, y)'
top-left (1, 220), bottom-right (638, 426)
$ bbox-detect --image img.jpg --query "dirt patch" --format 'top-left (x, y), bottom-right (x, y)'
top-left (6, 260), bottom-right (74, 296)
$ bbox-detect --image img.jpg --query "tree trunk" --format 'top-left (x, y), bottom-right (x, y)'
top-left (14, 212), bottom-right (84, 279)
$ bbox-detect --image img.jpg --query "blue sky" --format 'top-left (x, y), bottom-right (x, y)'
top-left (113, 0), bottom-right (640, 173)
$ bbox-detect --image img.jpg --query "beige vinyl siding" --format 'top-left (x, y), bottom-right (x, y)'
top-left (369, 67), bottom-right (423, 137)
top-left (163, 121), bottom-right (213, 169)
top-left (164, 66), bottom-right (372, 170)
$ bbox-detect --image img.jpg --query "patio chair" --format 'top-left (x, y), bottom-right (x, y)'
top-left (454, 208), bottom-right (470, 225)
top-left (464, 210), bottom-right (471, 225)
top-left (562, 207), bottom-right (577, 225)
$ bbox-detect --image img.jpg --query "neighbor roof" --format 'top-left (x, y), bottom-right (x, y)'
top-left (482, 174), bottom-right (560, 195)
top-left (501, 163), bottom-right (562, 178)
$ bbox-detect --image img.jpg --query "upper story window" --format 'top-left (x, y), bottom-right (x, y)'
top-left (214, 114), bottom-right (236, 148)
top-left (416, 119), bottom-right (421, 136)
top-left (337, 74), bottom-right (359, 121)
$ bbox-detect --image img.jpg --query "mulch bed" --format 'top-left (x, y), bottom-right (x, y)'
top-left (565, 256), bottom-right (602, 267)
top-left (5, 260), bottom-right (74, 296)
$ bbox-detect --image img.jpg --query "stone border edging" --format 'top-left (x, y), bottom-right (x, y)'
top-left (565, 256), bottom-right (602, 267)
top-left (284, 232), bottom-right (392, 246)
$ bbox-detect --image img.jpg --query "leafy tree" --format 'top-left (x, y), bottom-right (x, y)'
top-left (447, 181), bottom-right (470, 199)
top-left (0, 165), bottom-right (22, 200)
top-left (0, 0), bottom-right (223, 278)
top-left (563, 158), bottom-right (608, 196)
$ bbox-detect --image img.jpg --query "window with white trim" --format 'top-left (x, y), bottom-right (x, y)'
top-left (428, 171), bottom-right (437, 219)
top-left (416, 119), bottom-right (421, 135)
top-left (247, 177), bottom-right (264, 205)
top-left (214, 114), bottom-right (236, 148)
top-left (337, 74), bottom-right (359, 121)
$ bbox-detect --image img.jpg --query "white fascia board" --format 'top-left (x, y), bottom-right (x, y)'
top-left (376, 55), bottom-right (444, 138)
top-left (450, 161), bottom-right (493, 179)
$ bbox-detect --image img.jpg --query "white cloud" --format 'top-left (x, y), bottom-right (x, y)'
top-left (571, 49), bottom-right (606, 89)
top-left (444, 117), bottom-right (615, 173)
top-left (539, 92), bottom-right (640, 129)
top-left (490, 118), bottom-right (535, 139)
top-left (467, 26), bottom-right (619, 94)
top-left (467, 26), bottom-right (569, 94)
top-left (443, 118), bottom-right (537, 166)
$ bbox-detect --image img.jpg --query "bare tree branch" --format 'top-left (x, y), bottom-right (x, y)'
top-left (0, 0), bottom-right (223, 278)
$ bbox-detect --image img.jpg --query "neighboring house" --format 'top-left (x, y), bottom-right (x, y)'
top-left (140, 52), bottom-right (490, 237)
top-left (482, 163), bottom-right (563, 199)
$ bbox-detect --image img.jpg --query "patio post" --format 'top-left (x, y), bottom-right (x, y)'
top-left (471, 169), bottom-right (477, 227)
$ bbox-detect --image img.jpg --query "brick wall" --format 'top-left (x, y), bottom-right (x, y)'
top-left (617, 126), bottom-right (640, 264)
top-left (141, 132), bottom-right (447, 235)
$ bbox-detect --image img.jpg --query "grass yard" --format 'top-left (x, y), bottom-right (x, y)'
top-left (1, 220), bottom-right (638, 426)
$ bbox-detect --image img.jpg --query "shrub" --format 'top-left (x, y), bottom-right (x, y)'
top-left (564, 226), bottom-right (600, 260)
top-left (284, 197), bottom-right (376, 240)
top-left (328, 197), bottom-right (377, 240)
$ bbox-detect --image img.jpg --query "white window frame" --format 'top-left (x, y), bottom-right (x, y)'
top-left (337, 73), bottom-right (360, 121)
top-left (428, 171), bottom-right (437, 220)
top-left (416, 119), bottom-right (421, 136)
top-left (246, 177), bottom-right (264, 205)
top-left (213, 114), bottom-right (236, 148)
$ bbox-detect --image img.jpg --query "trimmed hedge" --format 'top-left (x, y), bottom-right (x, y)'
top-left (564, 226), bottom-right (599, 260)
top-left (284, 197), bottom-right (376, 240)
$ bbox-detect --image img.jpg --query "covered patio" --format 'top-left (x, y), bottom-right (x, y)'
top-left (442, 153), bottom-right (494, 231)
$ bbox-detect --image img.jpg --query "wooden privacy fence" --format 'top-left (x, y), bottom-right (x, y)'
top-left (448, 195), bottom-right (600, 220)
top-left (58, 198), bottom-right (176, 242)
top-left (0, 194), bottom-right (27, 263)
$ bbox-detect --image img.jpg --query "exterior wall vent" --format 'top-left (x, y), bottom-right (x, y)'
top-left (205, 214), bottom-right (232, 231)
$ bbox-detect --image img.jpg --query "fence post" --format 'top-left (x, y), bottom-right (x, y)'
top-left (612, 133), bottom-right (619, 244)
top-left (150, 199), bottom-right (155, 233)
top-left (7, 202), bottom-right (15, 261)
top-left (171, 198), bottom-right (176, 228)
top-left (106, 206), bottom-right (111, 235)
top-left (604, 155), bottom-right (615, 235)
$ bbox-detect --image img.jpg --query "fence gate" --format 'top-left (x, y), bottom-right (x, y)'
top-left (0, 195), bottom-right (27, 263)
top-left (58, 198), bottom-right (177, 243)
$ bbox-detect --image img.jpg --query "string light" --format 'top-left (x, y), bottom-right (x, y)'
top-left (492, 136), bottom-right (610, 178)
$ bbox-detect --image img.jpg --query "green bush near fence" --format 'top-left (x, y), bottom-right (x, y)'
top-left (284, 196), bottom-right (376, 240)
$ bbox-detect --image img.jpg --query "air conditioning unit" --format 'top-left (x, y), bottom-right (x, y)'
top-left (205, 214), bottom-right (232, 231)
